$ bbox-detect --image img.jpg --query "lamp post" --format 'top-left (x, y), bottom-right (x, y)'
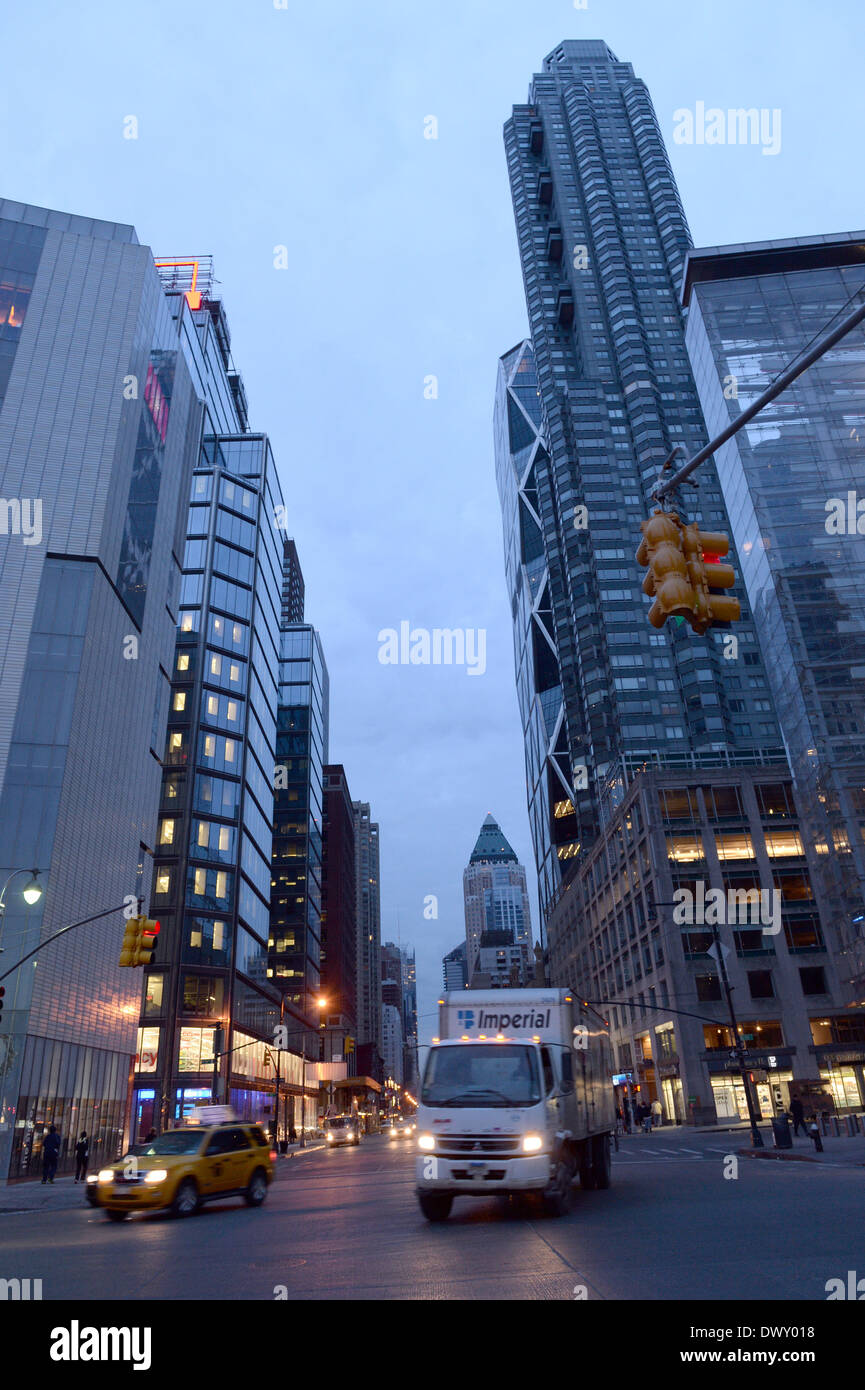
top-left (0, 869), bottom-right (42, 947)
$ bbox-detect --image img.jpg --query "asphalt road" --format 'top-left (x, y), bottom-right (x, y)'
top-left (0, 1129), bottom-right (861, 1300)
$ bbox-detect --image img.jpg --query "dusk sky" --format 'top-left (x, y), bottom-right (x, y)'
top-left (5, 0), bottom-right (863, 1050)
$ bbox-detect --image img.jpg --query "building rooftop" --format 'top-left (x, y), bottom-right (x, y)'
top-left (469, 814), bottom-right (519, 865)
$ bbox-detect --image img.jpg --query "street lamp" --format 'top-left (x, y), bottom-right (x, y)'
top-left (0, 869), bottom-right (42, 946)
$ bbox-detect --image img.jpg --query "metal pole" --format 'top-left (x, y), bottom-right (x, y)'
top-left (710, 927), bottom-right (764, 1148)
top-left (0, 902), bottom-right (128, 983)
top-left (652, 294), bottom-right (865, 501)
top-left (300, 1034), bottom-right (306, 1148)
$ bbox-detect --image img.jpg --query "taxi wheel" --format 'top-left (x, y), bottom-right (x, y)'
top-left (172, 1178), bottom-right (200, 1217)
top-left (105, 1209), bottom-right (129, 1222)
top-left (244, 1168), bottom-right (268, 1206)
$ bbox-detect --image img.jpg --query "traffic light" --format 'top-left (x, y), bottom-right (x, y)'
top-left (345, 1036), bottom-right (355, 1055)
top-left (636, 510), bottom-right (697, 629)
top-left (681, 523), bottom-right (741, 633)
top-left (136, 917), bottom-right (160, 967)
top-left (118, 915), bottom-right (160, 968)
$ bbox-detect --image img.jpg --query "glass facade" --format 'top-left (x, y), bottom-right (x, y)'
top-left (684, 235), bottom-right (865, 1004)
top-left (270, 624), bottom-right (329, 1017)
top-left (0, 216), bottom-right (45, 412)
top-left (143, 428), bottom-right (293, 1137)
top-left (499, 40), bottom-right (784, 908)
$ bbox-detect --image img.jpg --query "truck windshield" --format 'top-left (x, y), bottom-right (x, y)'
top-left (421, 1045), bottom-right (541, 1107)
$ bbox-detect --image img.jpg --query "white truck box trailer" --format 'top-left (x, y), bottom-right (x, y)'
top-left (415, 988), bottom-right (615, 1221)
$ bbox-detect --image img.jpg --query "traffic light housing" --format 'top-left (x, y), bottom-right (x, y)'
top-left (345, 1036), bottom-right (355, 1055)
top-left (681, 523), bottom-right (741, 633)
top-left (636, 510), bottom-right (696, 629)
top-left (119, 914), bottom-right (160, 968)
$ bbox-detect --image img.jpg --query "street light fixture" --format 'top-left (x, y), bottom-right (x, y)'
top-left (0, 869), bottom-right (43, 948)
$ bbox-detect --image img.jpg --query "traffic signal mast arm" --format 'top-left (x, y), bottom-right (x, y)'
top-left (652, 292), bottom-right (865, 504)
top-left (0, 902), bottom-right (130, 985)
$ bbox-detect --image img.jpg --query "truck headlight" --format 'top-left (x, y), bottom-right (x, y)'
top-left (522, 1133), bottom-right (544, 1153)
top-left (417, 1134), bottom-right (435, 1152)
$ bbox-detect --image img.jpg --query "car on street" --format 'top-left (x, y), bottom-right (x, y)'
top-left (325, 1116), bottom-right (361, 1147)
top-left (94, 1122), bottom-right (276, 1220)
top-left (388, 1119), bottom-right (415, 1140)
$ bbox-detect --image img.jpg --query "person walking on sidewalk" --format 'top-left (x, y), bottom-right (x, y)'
top-left (74, 1130), bottom-right (89, 1183)
top-left (642, 1104), bottom-right (653, 1134)
top-left (41, 1125), bottom-right (61, 1184)
top-left (651, 1098), bottom-right (663, 1129)
top-left (790, 1096), bottom-right (807, 1137)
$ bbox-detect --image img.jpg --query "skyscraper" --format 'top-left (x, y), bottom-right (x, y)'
top-left (353, 801), bottom-right (382, 1079)
top-left (442, 942), bottom-right (468, 992)
top-left (462, 815), bottom-right (532, 978)
top-left (321, 763), bottom-right (358, 1065)
top-left (499, 39), bottom-right (783, 899)
top-left (0, 204), bottom-right (214, 1178)
top-left (683, 231), bottom-right (865, 1025)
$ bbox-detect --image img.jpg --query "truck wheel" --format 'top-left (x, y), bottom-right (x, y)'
top-left (579, 1140), bottom-right (597, 1191)
top-left (418, 1192), bottom-right (453, 1222)
top-left (592, 1133), bottom-right (612, 1189)
top-left (542, 1155), bottom-right (576, 1216)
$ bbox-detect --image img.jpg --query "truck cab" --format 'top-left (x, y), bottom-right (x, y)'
top-left (415, 989), bottom-right (614, 1222)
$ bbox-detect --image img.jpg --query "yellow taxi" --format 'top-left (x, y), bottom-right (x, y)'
top-left (95, 1117), bottom-right (276, 1221)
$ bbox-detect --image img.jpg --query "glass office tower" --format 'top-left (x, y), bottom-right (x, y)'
top-left (499, 39), bottom-right (783, 898)
top-left (0, 203), bottom-right (206, 1179)
top-left (683, 231), bottom-right (865, 1012)
top-left (269, 624), bottom-right (329, 1023)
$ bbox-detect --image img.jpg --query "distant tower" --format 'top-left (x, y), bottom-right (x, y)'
top-left (463, 815), bottom-right (532, 975)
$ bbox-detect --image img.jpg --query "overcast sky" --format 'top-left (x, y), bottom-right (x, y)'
top-left (4, 0), bottom-right (863, 1053)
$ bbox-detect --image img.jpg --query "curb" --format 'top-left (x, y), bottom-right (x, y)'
top-left (737, 1147), bottom-right (817, 1164)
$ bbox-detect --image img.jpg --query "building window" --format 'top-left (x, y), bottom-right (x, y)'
top-left (748, 970), bottom-right (774, 999)
top-left (799, 967), bottom-right (827, 995)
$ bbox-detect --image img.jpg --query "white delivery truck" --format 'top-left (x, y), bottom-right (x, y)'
top-left (415, 988), bottom-right (615, 1221)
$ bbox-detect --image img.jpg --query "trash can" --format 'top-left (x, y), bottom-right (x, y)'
top-left (772, 1114), bottom-right (793, 1149)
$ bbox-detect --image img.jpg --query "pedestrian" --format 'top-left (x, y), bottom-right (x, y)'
top-left (622, 1101), bottom-right (631, 1133)
top-left (789, 1096), bottom-right (807, 1137)
top-left (633, 1101), bottom-right (643, 1128)
top-left (642, 1104), bottom-right (653, 1134)
top-left (74, 1130), bottom-right (89, 1183)
top-left (145, 1128), bottom-right (157, 1142)
top-left (651, 1098), bottom-right (663, 1129)
top-left (42, 1124), bottom-right (61, 1184)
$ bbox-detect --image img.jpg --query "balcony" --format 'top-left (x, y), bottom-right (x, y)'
top-left (556, 289), bottom-right (575, 326)
top-left (546, 226), bottom-right (564, 262)
top-left (537, 172), bottom-right (553, 206)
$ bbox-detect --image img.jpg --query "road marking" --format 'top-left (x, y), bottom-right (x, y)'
top-left (679, 1148), bottom-right (702, 1155)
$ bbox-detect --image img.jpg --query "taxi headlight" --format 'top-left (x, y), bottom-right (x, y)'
top-left (98, 1168), bottom-right (115, 1183)
top-left (326, 1132), bottom-right (335, 1142)
top-left (417, 1133), bottom-right (435, 1152)
top-left (522, 1133), bottom-right (544, 1153)
top-left (85, 1173), bottom-right (98, 1185)
top-left (144, 1169), bottom-right (168, 1184)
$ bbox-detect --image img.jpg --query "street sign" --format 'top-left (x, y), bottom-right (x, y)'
top-left (707, 941), bottom-right (731, 966)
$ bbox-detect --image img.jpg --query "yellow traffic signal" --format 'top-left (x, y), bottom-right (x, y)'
top-left (119, 916), bottom-right (142, 968)
top-left (118, 915), bottom-right (161, 968)
top-left (345, 1036), bottom-right (355, 1054)
top-left (681, 524), bottom-right (741, 633)
top-left (636, 511), bottom-right (696, 629)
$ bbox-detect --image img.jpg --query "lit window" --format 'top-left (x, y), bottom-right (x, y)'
top-left (227, 701), bottom-right (238, 723)
top-left (232, 624), bottom-right (242, 645)
top-left (218, 826), bottom-right (230, 852)
top-left (159, 820), bottom-right (175, 845)
top-left (197, 823), bottom-right (210, 848)
top-left (156, 869), bottom-right (171, 894)
top-left (181, 614), bottom-right (194, 633)
top-left (204, 736), bottom-right (215, 758)
top-left (215, 872), bottom-right (227, 899)
top-left (229, 664), bottom-right (240, 684)
top-left (207, 696), bottom-right (218, 716)
top-left (213, 921), bottom-right (225, 949)
top-left (173, 693), bottom-right (186, 712)
top-left (194, 869), bottom-right (206, 895)
top-left (210, 655), bottom-right (222, 677)
top-left (190, 928), bottom-right (202, 948)
top-left (224, 739), bottom-right (235, 763)
top-left (177, 653), bottom-right (190, 672)
top-left (169, 732), bottom-right (183, 751)
top-left (213, 616), bottom-right (223, 637)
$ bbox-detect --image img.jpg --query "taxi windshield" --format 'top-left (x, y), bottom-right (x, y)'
top-left (136, 1130), bottom-right (204, 1157)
